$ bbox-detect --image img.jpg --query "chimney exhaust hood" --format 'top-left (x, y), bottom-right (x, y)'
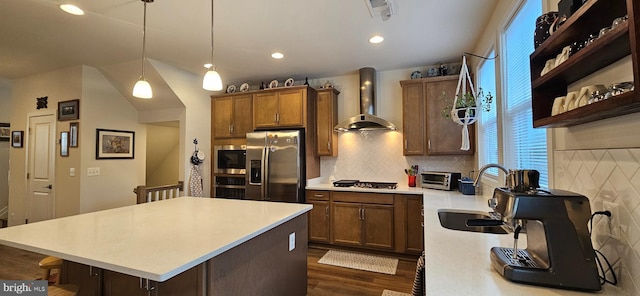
top-left (334, 67), bottom-right (398, 132)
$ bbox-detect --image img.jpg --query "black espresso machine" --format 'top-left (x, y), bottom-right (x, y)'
top-left (473, 169), bottom-right (601, 291)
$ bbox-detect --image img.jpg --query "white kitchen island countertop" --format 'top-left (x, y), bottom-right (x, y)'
top-left (305, 184), bottom-right (626, 295)
top-left (0, 197), bottom-right (311, 282)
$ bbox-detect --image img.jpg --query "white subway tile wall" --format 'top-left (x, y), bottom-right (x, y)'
top-left (554, 148), bottom-right (640, 295)
top-left (319, 131), bottom-right (474, 185)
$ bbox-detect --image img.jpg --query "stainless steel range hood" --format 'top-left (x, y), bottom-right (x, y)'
top-left (334, 67), bottom-right (398, 132)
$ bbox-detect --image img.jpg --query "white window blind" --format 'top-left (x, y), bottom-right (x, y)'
top-left (477, 50), bottom-right (498, 176)
top-left (502, 0), bottom-right (548, 187)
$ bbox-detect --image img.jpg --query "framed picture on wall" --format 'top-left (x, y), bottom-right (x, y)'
top-left (96, 129), bottom-right (135, 159)
top-left (11, 131), bottom-right (23, 148)
top-left (60, 131), bottom-right (69, 157)
top-left (58, 99), bottom-right (79, 121)
top-left (0, 123), bottom-right (9, 141)
top-left (70, 122), bottom-right (79, 147)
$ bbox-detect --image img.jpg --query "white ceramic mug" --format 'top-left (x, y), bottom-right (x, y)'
top-left (565, 91), bottom-right (580, 111)
top-left (554, 46), bottom-right (571, 67)
top-left (552, 96), bottom-right (566, 115)
top-left (541, 58), bottom-right (556, 76)
top-left (577, 84), bottom-right (606, 107)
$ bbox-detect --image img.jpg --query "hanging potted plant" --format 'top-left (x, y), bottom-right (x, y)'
top-left (441, 88), bottom-right (493, 124)
top-left (438, 55), bottom-right (496, 151)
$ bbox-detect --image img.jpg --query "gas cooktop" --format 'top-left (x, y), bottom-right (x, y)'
top-left (332, 180), bottom-right (398, 189)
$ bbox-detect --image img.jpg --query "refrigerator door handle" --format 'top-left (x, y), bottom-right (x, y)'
top-left (262, 146), bottom-right (269, 200)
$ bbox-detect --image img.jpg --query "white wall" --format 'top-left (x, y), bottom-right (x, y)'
top-left (0, 79), bottom-right (11, 218)
top-left (79, 66), bottom-right (146, 212)
top-left (146, 124), bottom-right (179, 186)
top-left (149, 60), bottom-right (211, 196)
top-left (9, 66), bottom-right (83, 225)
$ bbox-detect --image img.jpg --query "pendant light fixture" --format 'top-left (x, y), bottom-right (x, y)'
top-left (202, 0), bottom-right (223, 91)
top-left (132, 0), bottom-right (153, 99)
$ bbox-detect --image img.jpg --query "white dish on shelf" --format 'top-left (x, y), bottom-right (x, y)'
top-left (284, 78), bottom-right (294, 87)
top-left (240, 83), bottom-right (249, 92)
top-left (226, 84), bottom-right (236, 94)
top-left (269, 80), bottom-right (278, 88)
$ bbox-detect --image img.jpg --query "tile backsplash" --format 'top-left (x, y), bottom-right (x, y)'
top-left (319, 131), bottom-right (474, 185)
top-left (554, 148), bottom-right (640, 295)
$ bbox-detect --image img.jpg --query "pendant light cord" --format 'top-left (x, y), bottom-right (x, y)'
top-left (141, 0), bottom-right (149, 78)
top-left (210, 0), bottom-right (215, 68)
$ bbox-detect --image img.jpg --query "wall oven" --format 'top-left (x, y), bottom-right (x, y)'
top-left (214, 145), bottom-right (246, 199)
top-left (213, 145), bottom-right (246, 174)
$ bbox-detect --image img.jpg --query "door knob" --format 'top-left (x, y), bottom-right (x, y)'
top-left (43, 184), bottom-right (52, 189)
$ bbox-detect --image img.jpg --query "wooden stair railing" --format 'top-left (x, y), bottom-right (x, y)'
top-left (134, 181), bottom-right (184, 204)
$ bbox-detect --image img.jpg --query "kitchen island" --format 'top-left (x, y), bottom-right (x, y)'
top-left (0, 197), bottom-right (311, 296)
top-left (306, 182), bottom-right (626, 295)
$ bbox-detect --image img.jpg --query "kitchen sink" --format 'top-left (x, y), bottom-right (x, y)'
top-left (437, 209), bottom-right (508, 234)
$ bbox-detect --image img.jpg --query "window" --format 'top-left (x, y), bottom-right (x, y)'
top-left (477, 50), bottom-right (498, 177)
top-left (501, 0), bottom-right (548, 187)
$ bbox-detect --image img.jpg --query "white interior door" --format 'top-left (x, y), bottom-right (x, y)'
top-left (27, 113), bottom-right (56, 223)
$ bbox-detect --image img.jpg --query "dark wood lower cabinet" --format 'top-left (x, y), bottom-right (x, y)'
top-left (362, 204), bottom-right (394, 250)
top-left (331, 192), bottom-right (395, 251)
top-left (308, 190), bottom-right (424, 255)
top-left (60, 261), bottom-right (101, 296)
top-left (404, 195), bottom-right (425, 254)
top-left (308, 200), bottom-right (331, 243)
top-left (62, 254), bottom-right (207, 296)
top-left (332, 202), bottom-right (364, 247)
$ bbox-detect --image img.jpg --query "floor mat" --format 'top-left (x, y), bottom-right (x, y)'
top-left (318, 249), bottom-right (398, 275)
top-left (381, 290), bottom-right (411, 296)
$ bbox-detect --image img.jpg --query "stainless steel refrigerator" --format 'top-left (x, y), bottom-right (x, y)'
top-left (245, 130), bottom-right (305, 203)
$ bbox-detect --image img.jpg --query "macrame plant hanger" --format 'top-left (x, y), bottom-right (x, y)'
top-left (451, 55), bottom-right (477, 151)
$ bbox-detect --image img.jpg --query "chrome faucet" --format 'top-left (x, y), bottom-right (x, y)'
top-left (473, 163), bottom-right (510, 188)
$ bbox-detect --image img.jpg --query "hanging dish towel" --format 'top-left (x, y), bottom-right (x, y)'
top-left (189, 165), bottom-right (203, 197)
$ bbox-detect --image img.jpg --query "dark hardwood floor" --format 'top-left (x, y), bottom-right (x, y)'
top-left (307, 247), bottom-right (417, 296)
top-left (0, 244), bottom-right (47, 280)
top-left (0, 245), bottom-right (417, 295)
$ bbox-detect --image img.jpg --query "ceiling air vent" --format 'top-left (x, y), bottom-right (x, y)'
top-left (365, 0), bottom-right (395, 21)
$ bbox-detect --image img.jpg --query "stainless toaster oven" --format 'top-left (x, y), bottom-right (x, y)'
top-left (420, 171), bottom-right (461, 191)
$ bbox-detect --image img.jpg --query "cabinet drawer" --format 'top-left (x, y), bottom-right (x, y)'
top-left (307, 190), bottom-right (330, 201)
top-left (332, 191), bottom-right (393, 205)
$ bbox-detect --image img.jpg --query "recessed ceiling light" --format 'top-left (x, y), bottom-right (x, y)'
top-left (369, 35), bottom-right (384, 44)
top-left (60, 4), bottom-right (85, 16)
top-left (271, 52), bottom-right (284, 59)
top-left (203, 63), bottom-right (213, 69)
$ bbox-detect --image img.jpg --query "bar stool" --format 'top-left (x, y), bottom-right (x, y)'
top-left (39, 256), bottom-right (63, 284)
top-left (48, 284), bottom-right (79, 296)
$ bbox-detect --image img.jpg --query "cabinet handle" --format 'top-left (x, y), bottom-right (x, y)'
top-left (275, 113), bottom-right (280, 123)
top-left (314, 194), bottom-right (324, 198)
top-left (230, 124), bottom-right (234, 134)
top-left (140, 278), bottom-right (156, 292)
top-left (404, 140), bottom-right (408, 150)
top-left (362, 208), bottom-right (365, 220)
top-left (89, 265), bottom-right (99, 277)
top-left (428, 140), bottom-right (431, 150)
top-left (325, 206), bottom-right (329, 217)
top-left (327, 141), bottom-right (331, 151)
top-left (358, 208), bottom-right (362, 220)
